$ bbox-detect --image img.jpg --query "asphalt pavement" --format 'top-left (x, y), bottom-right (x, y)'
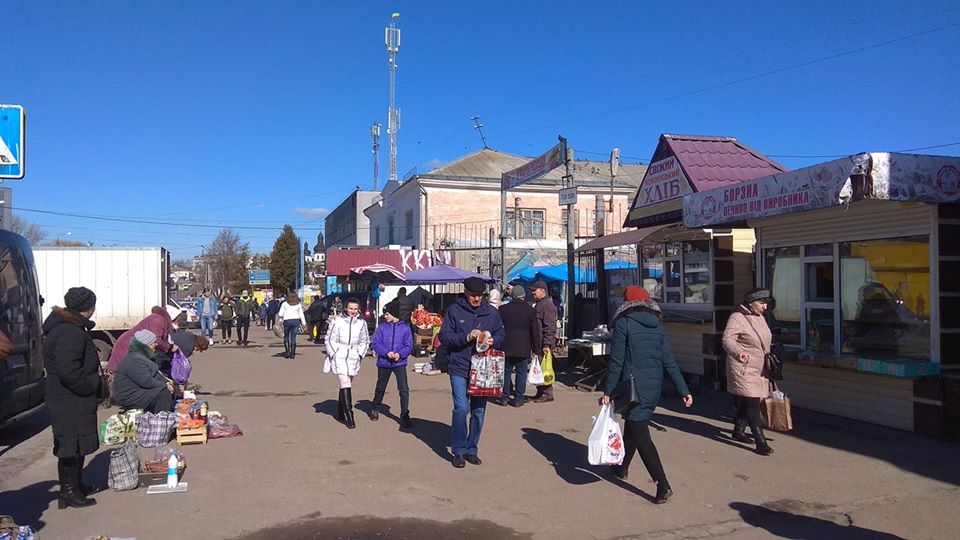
top-left (1, 325), bottom-right (958, 539)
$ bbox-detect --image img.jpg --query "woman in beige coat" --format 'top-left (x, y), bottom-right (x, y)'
top-left (722, 288), bottom-right (774, 455)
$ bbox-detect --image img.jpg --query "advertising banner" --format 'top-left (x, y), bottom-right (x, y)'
top-left (870, 152), bottom-right (960, 203)
top-left (501, 140), bottom-right (566, 190)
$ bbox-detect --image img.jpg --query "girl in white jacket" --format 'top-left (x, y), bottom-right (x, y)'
top-left (324, 298), bottom-right (370, 429)
top-left (278, 293), bottom-right (307, 359)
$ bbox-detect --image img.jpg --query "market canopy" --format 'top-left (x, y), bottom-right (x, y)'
top-left (349, 263), bottom-right (405, 282)
top-left (401, 264), bottom-right (495, 284)
top-left (575, 224), bottom-right (667, 252)
top-left (517, 261), bottom-right (637, 284)
top-left (683, 152), bottom-right (960, 228)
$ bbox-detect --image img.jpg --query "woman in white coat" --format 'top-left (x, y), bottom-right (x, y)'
top-left (324, 298), bottom-right (370, 429)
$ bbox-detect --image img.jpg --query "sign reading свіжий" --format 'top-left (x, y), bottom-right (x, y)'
top-left (0, 105), bottom-right (25, 179)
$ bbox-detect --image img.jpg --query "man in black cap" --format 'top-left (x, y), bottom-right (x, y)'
top-left (530, 280), bottom-right (558, 403)
top-left (438, 276), bottom-right (506, 468)
top-left (42, 286), bottom-right (102, 509)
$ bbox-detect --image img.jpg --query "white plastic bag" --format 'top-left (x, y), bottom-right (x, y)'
top-left (527, 355), bottom-right (545, 386)
top-left (587, 403), bottom-right (625, 466)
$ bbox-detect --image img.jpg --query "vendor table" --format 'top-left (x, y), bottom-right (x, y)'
top-left (568, 339), bottom-right (610, 392)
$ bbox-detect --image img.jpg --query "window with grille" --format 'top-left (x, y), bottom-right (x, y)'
top-left (506, 209), bottom-right (545, 239)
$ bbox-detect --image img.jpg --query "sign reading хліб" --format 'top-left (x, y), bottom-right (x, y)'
top-left (637, 156), bottom-right (690, 207)
top-left (0, 105), bottom-right (25, 179)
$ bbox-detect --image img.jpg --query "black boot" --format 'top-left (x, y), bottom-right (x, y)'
top-left (76, 455), bottom-right (100, 496)
top-left (732, 419), bottom-right (753, 443)
top-left (343, 388), bottom-right (356, 429)
top-left (368, 404), bottom-right (379, 421)
top-left (654, 481), bottom-right (673, 504)
top-left (290, 342), bottom-right (296, 359)
top-left (58, 457), bottom-right (96, 509)
top-left (400, 412), bottom-right (413, 429)
top-left (753, 427), bottom-right (774, 456)
top-left (283, 342), bottom-right (290, 359)
top-left (336, 389), bottom-right (345, 422)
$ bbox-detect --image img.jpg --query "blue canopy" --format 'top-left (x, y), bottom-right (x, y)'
top-left (402, 264), bottom-right (496, 285)
top-left (517, 261), bottom-right (636, 284)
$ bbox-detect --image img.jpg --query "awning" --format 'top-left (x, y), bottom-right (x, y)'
top-left (575, 224), bottom-right (666, 252)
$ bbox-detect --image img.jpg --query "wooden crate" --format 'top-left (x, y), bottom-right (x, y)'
top-left (176, 426), bottom-right (208, 445)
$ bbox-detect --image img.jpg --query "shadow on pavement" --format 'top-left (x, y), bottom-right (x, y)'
top-left (235, 513), bottom-right (532, 540)
top-left (312, 400), bottom-right (339, 422)
top-left (730, 501), bottom-right (906, 539)
top-left (658, 388), bottom-right (960, 486)
top-left (0, 409), bottom-right (50, 458)
top-left (520, 427), bottom-right (653, 501)
top-left (0, 480), bottom-right (56, 532)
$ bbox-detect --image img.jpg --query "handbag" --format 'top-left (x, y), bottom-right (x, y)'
top-left (761, 381), bottom-right (793, 432)
top-left (467, 349), bottom-right (505, 397)
top-left (108, 439), bottom-right (140, 491)
top-left (610, 326), bottom-right (640, 414)
top-left (748, 320), bottom-right (783, 381)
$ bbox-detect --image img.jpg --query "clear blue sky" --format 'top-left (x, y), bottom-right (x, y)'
top-left (5, 0), bottom-right (959, 260)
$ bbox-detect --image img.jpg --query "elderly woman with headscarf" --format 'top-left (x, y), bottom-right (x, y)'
top-left (722, 288), bottom-right (775, 456)
top-left (112, 329), bottom-right (175, 414)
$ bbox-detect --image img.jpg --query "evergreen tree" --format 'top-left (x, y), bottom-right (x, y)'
top-left (270, 225), bottom-right (299, 293)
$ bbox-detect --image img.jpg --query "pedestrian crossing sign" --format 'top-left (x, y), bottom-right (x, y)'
top-left (0, 105), bottom-right (25, 179)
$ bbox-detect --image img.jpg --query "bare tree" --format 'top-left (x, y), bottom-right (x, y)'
top-left (7, 216), bottom-right (47, 245)
top-left (207, 229), bottom-right (252, 294)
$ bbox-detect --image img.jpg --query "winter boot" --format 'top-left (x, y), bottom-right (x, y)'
top-left (400, 412), bottom-right (413, 429)
top-left (753, 427), bottom-right (774, 456)
top-left (290, 342), bottom-right (297, 359)
top-left (653, 481), bottom-right (673, 504)
top-left (336, 389), bottom-right (345, 422)
top-left (343, 388), bottom-right (356, 429)
top-left (58, 458), bottom-right (96, 509)
top-left (368, 404), bottom-right (379, 421)
top-left (283, 342), bottom-right (290, 359)
top-left (732, 419), bottom-right (753, 443)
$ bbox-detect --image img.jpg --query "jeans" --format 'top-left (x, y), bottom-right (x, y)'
top-left (283, 319), bottom-right (299, 352)
top-left (450, 374), bottom-right (486, 457)
top-left (373, 365), bottom-right (410, 415)
top-left (236, 315), bottom-right (251, 343)
top-left (503, 356), bottom-right (530, 404)
top-left (200, 315), bottom-right (215, 338)
top-left (220, 319), bottom-right (233, 340)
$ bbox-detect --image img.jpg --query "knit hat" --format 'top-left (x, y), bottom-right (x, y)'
top-left (623, 285), bottom-right (650, 302)
top-left (512, 285), bottom-right (526, 299)
top-left (743, 288), bottom-right (772, 304)
top-left (532, 280), bottom-right (549, 292)
top-left (64, 287), bottom-right (96, 312)
top-left (384, 302), bottom-right (400, 319)
top-left (463, 277), bottom-right (487, 294)
top-left (134, 329), bottom-right (158, 346)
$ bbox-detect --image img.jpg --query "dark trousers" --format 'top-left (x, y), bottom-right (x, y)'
top-left (149, 389), bottom-right (174, 414)
top-left (733, 396), bottom-right (763, 435)
top-left (220, 319), bottom-right (234, 340)
top-left (373, 365), bottom-right (410, 415)
top-left (307, 321), bottom-right (321, 342)
top-left (236, 315), bottom-right (251, 343)
top-left (266, 314), bottom-right (275, 330)
top-left (503, 356), bottom-right (530, 403)
top-left (622, 420), bottom-right (668, 485)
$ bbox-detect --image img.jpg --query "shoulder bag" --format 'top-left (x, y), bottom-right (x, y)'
top-left (748, 318), bottom-right (783, 381)
top-left (610, 320), bottom-right (640, 414)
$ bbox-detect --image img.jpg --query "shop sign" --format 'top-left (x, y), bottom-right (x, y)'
top-left (683, 154), bottom-right (868, 228)
top-left (636, 157), bottom-right (691, 208)
top-left (501, 140), bottom-right (566, 190)
top-left (871, 152), bottom-right (960, 203)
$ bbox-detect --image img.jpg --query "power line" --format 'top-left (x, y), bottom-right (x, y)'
top-left (488, 22), bottom-right (960, 140)
top-left (767, 141), bottom-right (960, 159)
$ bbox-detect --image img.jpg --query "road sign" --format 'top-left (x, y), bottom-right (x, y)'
top-left (0, 105), bottom-right (25, 179)
top-left (248, 269), bottom-right (270, 285)
top-left (559, 187), bottom-right (578, 206)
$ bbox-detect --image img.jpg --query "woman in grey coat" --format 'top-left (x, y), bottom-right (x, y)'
top-left (113, 329), bottom-right (175, 413)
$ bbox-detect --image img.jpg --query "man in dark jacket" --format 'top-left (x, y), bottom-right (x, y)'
top-left (386, 287), bottom-right (414, 326)
top-left (42, 286), bottom-right (101, 509)
top-left (235, 290), bottom-right (258, 346)
top-left (438, 277), bottom-right (505, 469)
top-left (530, 280), bottom-right (558, 403)
top-left (494, 285), bottom-right (541, 407)
top-left (266, 296), bottom-right (281, 331)
top-left (304, 295), bottom-right (324, 343)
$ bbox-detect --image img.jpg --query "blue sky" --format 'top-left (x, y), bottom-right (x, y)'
top-left (4, 1), bottom-right (959, 259)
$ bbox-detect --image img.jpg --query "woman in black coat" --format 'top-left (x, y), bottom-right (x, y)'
top-left (41, 287), bottom-right (101, 509)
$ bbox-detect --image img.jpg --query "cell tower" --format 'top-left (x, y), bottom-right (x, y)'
top-left (371, 122), bottom-right (381, 190)
top-left (385, 12), bottom-right (401, 182)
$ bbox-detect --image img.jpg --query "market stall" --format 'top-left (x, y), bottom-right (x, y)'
top-left (683, 151), bottom-right (960, 437)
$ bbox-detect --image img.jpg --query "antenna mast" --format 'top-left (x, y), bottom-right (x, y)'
top-left (471, 115), bottom-right (489, 149)
top-left (385, 13), bottom-right (401, 182)
top-left (371, 123), bottom-right (381, 190)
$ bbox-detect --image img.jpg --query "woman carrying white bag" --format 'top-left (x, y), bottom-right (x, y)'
top-left (599, 286), bottom-right (693, 505)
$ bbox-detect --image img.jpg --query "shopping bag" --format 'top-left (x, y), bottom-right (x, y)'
top-left (587, 403), bottom-right (625, 466)
top-left (541, 350), bottom-right (555, 386)
top-left (108, 439), bottom-right (140, 491)
top-left (761, 391), bottom-right (793, 432)
top-left (467, 349), bottom-right (505, 397)
top-left (170, 350), bottom-right (192, 386)
top-left (135, 411), bottom-right (178, 448)
top-left (273, 316), bottom-right (284, 338)
top-left (527, 355), bottom-right (545, 386)
top-left (99, 414), bottom-right (127, 446)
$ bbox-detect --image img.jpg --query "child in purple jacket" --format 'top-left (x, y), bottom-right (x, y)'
top-left (368, 303), bottom-right (415, 428)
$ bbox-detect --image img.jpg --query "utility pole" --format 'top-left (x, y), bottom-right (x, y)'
top-left (371, 123), bottom-right (381, 190)
top-left (596, 148), bottom-right (618, 325)
top-left (385, 13), bottom-right (401, 182)
top-left (564, 140), bottom-right (576, 341)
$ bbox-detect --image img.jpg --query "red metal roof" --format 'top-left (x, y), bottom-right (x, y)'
top-left (326, 248), bottom-right (456, 276)
top-left (662, 134), bottom-right (788, 192)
